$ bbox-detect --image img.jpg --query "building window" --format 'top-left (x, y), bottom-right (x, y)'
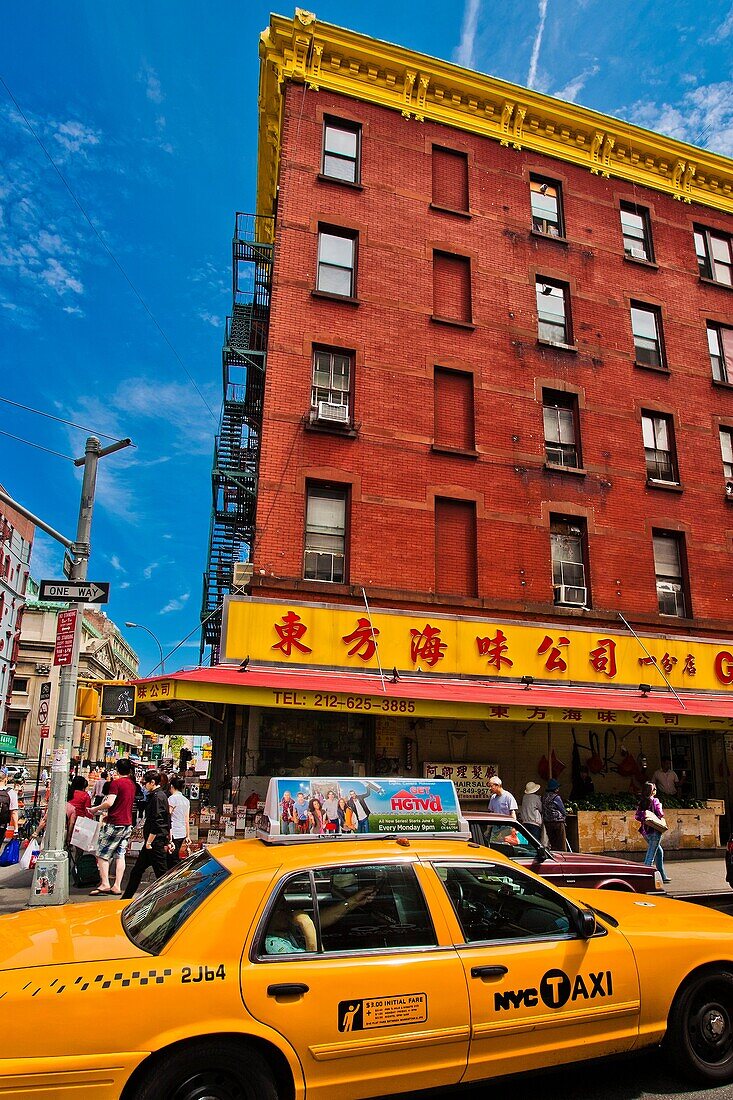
top-left (11, 677), bottom-right (29, 693)
top-left (530, 176), bottom-right (563, 237)
top-left (322, 117), bottom-right (360, 183)
top-left (433, 251), bottom-right (472, 324)
top-left (432, 146), bottom-right (469, 212)
top-left (642, 412), bottom-right (678, 483)
top-left (708, 322), bottom-right (733, 383)
top-left (550, 516), bottom-right (589, 607)
top-left (536, 279), bottom-right (571, 345)
top-left (542, 390), bottom-right (580, 468)
top-left (304, 485), bottom-right (347, 583)
top-left (317, 228), bottom-right (357, 297)
top-left (620, 202), bottom-right (653, 261)
top-left (311, 348), bottom-right (352, 425)
top-left (435, 498), bottom-right (477, 597)
top-left (720, 428), bottom-right (733, 493)
top-left (653, 532), bottom-right (688, 617)
top-left (631, 302), bottom-right (664, 369)
top-left (433, 368), bottom-right (475, 451)
top-left (695, 225), bottom-right (732, 286)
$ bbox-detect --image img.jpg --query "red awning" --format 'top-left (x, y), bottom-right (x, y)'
top-left (136, 664), bottom-right (733, 719)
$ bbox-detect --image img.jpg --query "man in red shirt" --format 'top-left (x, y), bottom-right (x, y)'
top-left (90, 758), bottom-right (136, 895)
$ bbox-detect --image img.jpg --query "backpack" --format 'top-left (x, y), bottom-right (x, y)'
top-left (0, 789), bottom-right (11, 829)
top-left (542, 793), bottom-right (565, 823)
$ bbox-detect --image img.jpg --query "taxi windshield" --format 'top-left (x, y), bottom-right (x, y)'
top-left (122, 850), bottom-right (229, 954)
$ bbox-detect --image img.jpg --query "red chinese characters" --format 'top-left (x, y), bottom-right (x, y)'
top-left (538, 634), bottom-right (570, 673)
top-left (342, 618), bottom-right (380, 661)
top-left (589, 638), bottom-right (617, 678)
top-left (476, 629), bottom-right (513, 671)
top-left (410, 624), bottom-right (447, 667)
top-left (272, 611), bottom-right (312, 656)
top-left (683, 654), bottom-right (697, 676)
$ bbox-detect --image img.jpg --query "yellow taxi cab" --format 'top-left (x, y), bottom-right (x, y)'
top-left (2, 776), bottom-right (733, 1100)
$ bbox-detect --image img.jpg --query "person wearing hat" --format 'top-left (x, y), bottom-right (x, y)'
top-left (487, 776), bottom-right (518, 819)
top-left (519, 780), bottom-right (543, 841)
top-left (542, 778), bottom-right (568, 851)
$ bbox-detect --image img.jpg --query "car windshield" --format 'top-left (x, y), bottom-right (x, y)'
top-left (122, 850), bottom-right (229, 954)
top-left (474, 821), bottom-right (543, 858)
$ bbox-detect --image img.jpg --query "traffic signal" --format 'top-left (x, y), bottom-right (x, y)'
top-left (76, 686), bottom-right (100, 719)
top-left (179, 747), bottom-right (193, 771)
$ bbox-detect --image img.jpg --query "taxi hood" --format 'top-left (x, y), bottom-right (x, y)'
top-left (568, 887), bottom-right (733, 939)
top-left (0, 901), bottom-right (147, 972)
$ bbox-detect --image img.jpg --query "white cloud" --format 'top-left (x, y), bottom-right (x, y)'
top-left (139, 64), bottom-right (164, 105)
top-left (52, 119), bottom-right (100, 155)
top-left (40, 258), bottom-right (84, 296)
top-left (709, 3), bottom-right (733, 40)
top-left (110, 554), bottom-right (125, 572)
top-left (527, 0), bottom-right (549, 89)
top-left (453, 0), bottom-right (481, 69)
top-left (626, 79), bottom-right (733, 156)
top-left (28, 532), bottom-right (64, 583)
top-left (62, 305), bottom-right (84, 316)
top-left (198, 310), bottom-right (221, 327)
top-left (160, 592), bottom-right (190, 614)
top-left (143, 562), bottom-right (159, 579)
top-left (554, 64), bottom-right (599, 104)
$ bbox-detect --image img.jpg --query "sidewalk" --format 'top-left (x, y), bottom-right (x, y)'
top-left (1, 850), bottom-right (731, 916)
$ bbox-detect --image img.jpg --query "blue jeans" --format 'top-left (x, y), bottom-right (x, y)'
top-left (357, 817), bottom-right (370, 833)
top-left (644, 830), bottom-right (670, 882)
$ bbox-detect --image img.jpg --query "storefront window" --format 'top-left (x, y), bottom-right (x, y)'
top-left (256, 711), bottom-right (369, 776)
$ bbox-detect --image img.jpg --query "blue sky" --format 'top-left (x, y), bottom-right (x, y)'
top-left (1, 1), bottom-right (732, 677)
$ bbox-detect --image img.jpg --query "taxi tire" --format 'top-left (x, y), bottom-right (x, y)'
top-left (667, 970), bottom-right (733, 1083)
top-left (132, 1038), bottom-right (278, 1100)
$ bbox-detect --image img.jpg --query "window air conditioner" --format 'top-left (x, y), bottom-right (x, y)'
top-left (233, 562), bottom-right (254, 587)
top-left (627, 246), bottom-right (647, 259)
top-left (317, 401), bottom-right (350, 424)
top-left (555, 584), bottom-right (587, 607)
top-left (657, 581), bottom-right (682, 616)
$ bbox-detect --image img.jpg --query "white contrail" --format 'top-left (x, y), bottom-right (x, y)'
top-left (527, 0), bottom-right (549, 88)
top-left (454, 0), bottom-right (481, 69)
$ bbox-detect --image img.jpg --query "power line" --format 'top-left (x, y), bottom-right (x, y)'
top-left (0, 428), bottom-right (75, 461)
top-left (0, 75), bottom-right (218, 425)
top-left (0, 394), bottom-right (123, 441)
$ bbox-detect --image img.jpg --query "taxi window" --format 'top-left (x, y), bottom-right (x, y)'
top-left (123, 850), bottom-right (229, 954)
top-left (434, 862), bottom-right (574, 943)
top-left (259, 863), bottom-right (436, 957)
top-left (480, 823), bottom-right (539, 859)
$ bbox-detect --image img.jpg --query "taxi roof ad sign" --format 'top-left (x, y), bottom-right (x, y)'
top-left (263, 777), bottom-right (467, 838)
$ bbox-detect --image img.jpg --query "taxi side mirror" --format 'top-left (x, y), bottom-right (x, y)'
top-left (575, 908), bottom-right (596, 939)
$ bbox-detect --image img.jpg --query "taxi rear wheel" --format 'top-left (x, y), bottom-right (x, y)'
top-left (133, 1039), bottom-right (278, 1100)
top-left (668, 971), bottom-right (733, 1083)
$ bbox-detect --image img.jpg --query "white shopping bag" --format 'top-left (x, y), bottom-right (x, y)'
top-left (70, 816), bottom-right (101, 852)
top-left (20, 838), bottom-right (40, 870)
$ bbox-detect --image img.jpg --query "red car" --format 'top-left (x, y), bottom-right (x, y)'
top-left (466, 812), bottom-right (663, 893)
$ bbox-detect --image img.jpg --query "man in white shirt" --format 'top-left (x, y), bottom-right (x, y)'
top-left (651, 757), bottom-right (679, 797)
top-left (0, 767), bottom-right (19, 859)
top-left (488, 776), bottom-right (518, 818)
top-left (167, 775), bottom-right (191, 867)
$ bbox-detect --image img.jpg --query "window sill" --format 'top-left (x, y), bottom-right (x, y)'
top-left (712, 378), bottom-right (733, 390)
top-left (646, 479), bottom-right (683, 493)
top-left (431, 315), bottom-right (475, 331)
top-left (544, 462), bottom-right (586, 477)
top-left (429, 202), bottom-right (472, 219)
top-left (431, 444), bottom-right (479, 459)
top-left (633, 361), bottom-right (669, 375)
top-left (311, 290), bottom-right (361, 306)
top-left (530, 228), bottom-right (568, 246)
top-left (699, 276), bottom-right (733, 293)
top-left (537, 339), bottom-right (578, 354)
top-left (623, 254), bottom-right (657, 269)
top-left (316, 173), bottom-right (364, 191)
top-left (305, 418), bottom-right (359, 439)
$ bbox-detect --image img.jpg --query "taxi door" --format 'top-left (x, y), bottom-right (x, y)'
top-left (428, 860), bottom-right (641, 1083)
top-left (241, 861), bottom-right (470, 1100)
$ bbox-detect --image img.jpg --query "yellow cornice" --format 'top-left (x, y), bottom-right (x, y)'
top-left (257, 9), bottom-right (733, 232)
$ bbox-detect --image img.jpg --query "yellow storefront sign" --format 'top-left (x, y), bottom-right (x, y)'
top-left (223, 597), bottom-right (733, 693)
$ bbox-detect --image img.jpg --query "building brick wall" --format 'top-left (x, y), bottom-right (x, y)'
top-left (252, 83), bottom-right (733, 637)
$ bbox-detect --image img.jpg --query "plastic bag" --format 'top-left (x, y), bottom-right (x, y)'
top-left (20, 838), bottom-right (40, 870)
top-left (70, 816), bottom-right (101, 852)
top-left (0, 837), bottom-right (20, 866)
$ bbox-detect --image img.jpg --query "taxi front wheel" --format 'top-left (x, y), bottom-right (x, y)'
top-left (667, 970), bottom-right (733, 1083)
top-left (131, 1039), bottom-right (278, 1100)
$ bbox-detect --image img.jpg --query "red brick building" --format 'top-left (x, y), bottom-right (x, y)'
top-left (172, 12), bottom-right (733, 836)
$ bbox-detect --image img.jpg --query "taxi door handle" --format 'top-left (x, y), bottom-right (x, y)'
top-left (471, 966), bottom-right (508, 980)
top-left (267, 983), bottom-right (309, 998)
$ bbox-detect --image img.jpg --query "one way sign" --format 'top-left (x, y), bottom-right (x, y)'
top-left (39, 580), bottom-right (110, 604)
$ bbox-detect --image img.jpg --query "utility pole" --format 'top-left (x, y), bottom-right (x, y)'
top-left (0, 434), bottom-right (132, 906)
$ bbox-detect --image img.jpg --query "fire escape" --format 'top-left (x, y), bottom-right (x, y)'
top-left (200, 213), bottom-right (273, 662)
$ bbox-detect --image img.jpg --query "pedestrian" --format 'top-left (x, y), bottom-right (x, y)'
top-left (570, 764), bottom-right (595, 802)
top-left (167, 775), bottom-right (190, 868)
top-left (634, 781), bottom-right (671, 885)
top-left (91, 769), bottom-right (108, 807)
top-left (0, 767), bottom-right (19, 861)
top-left (66, 776), bottom-right (93, 843)
top-left (40, 768), bottom-right (49, 785)
top-left (122, 771), bottom-right (171, 898)
top-left (90, 758), bottom-right (137, 895)
top-left (487, 776), bottom-right (518, 819)
top-left (542, 778), bottom-right (568, 851)
top-left (651, 756), bottom-right (679, 797)
top-left (519, 781), bottom-right (543, 841)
